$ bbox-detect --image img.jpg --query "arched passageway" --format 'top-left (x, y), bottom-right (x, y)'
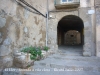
top-left (57, 15), bottom-right (84, 55)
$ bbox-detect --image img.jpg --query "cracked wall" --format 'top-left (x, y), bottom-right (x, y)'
top-left (0, 0), bottom-right (47, 71)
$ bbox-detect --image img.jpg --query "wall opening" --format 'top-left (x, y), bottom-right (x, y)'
top-left (65, 30), bottom-right (81, 45)
top-left (57, 15), bottom-right (84, 55)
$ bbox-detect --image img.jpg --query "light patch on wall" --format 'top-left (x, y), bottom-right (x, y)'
top-left (24, 27), bottom-right (28, 33)
top-left (84, 21), bottom-right (90, 27)
top-left (0, 16), bottom-right (6, 28)
top-left (0, 45), bottom-right (11, 56)
top-left (3, 38), bottom-right (12, 45)
top-left (49, 14), bottom-right (56, 19)
top-left (24, 9), bottom-right (29, 19)
top-left (88, 10), bottom-right (95, 14)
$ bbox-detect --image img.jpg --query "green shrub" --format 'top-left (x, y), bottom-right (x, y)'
top-left (43, 46), bottom-right (49, 51)
top-left (21, 46), bottom-right (42, 60)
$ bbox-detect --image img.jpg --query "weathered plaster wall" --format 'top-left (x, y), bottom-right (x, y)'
top-left (0, 0), bottom-right (47, 71)
top-left (0, 0), bottom-right (99, 73)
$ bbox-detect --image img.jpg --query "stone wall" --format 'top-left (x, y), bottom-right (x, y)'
top-left (65, 30), bottom-right (81, 45)
top-left (95, 0), bottom-right (100, 57)
top-left (0, 0), bottom-right (100, 74)
top-left (0, 0), bottom-right (47, 73)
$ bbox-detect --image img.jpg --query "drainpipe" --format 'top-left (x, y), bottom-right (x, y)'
top-left (46, 0), bottom-right (49, 46)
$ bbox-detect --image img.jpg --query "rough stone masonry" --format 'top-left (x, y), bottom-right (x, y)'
top-left (0, 0), bottom-right (100, 75)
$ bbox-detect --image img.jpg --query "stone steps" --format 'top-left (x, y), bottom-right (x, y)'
top-left (14, 56), bottom-right (100, 75)
top-left (48, 54), bottom-right (100, 62)
top-left (30, 54), bottom-right (100, 75)
top-left (33, 59), bottom-right (100, 72)
top-left (3, 52), bottom-right (100, 75)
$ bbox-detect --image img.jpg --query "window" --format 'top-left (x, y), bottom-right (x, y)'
top-left (62, 0), bottom-right (67, 2)
top-left (61, 0), bottom-right (73, 3)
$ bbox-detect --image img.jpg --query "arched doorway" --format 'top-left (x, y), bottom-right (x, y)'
top-left (57, 15), bottom-right (84, 55)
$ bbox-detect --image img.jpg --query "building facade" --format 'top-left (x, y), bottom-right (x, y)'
top-left (0, 0), bottom-right (100, 71)
top-left (48, 0), bottom-right (100, 57)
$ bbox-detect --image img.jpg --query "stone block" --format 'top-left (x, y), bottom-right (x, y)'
top-left (0, 45), bottom-right (11, 56)
top-left (0, 0), bottom-right (17, 16)
top-left (0, 56), bottom-right (13, 69)
top-left (13, 53), bottom-right (34, 69)
top-left (83, 52), bottom-right (91, 57)
top-left (3, 56), bottom-right (13, 68)
top-left (96, 8), bottom-right (100, 26)
top-left (3, 38), bottom-right (12, 46)
top-left (24, 9), bottom-right (29, 19)
top-left (41, 49), bottom-right (55, 59)
top-left (0, 16), bottom-right (6, 28)
top-left (80, 0), bottom-right (91, 7)
top-left (97, 52), bottom-right (100, 57)
top-left (0, 9), bottom-right (7, 17)
top-left (95, 0), bottom-right (100, 6)
top-left (42, 51), bottom-right (47, 59)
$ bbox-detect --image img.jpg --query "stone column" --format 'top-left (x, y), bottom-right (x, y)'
top-left (83, 25), bottom-right (92, 56)
top-left (96, 7), bottom-right (100, 57)
top-left (48, 19), bottom-right (58, 51)
top-left (79, 7), bottom-right (93, 56)
top-left (80, 0), bottom-right (95, 56)
top-left (95, 0), bottom-right (100, 57)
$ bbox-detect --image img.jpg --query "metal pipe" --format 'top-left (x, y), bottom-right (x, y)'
top-left (15, 0), bottom-right (39, 15)
top-left (94, 0), bottom-right (97, 56)
top-left (46, 0), bottom-right (49, 46)
top-left (16, 0), bottom-right (46, 18)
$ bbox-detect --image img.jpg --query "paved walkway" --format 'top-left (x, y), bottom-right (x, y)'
top-left (24, 45), bottom-right (100, 75)
top-left (58, 45), bottom-right (83, 56)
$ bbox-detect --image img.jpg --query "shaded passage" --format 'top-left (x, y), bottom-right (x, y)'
top-left (57, 15), bottom-right (84, 55)
top-left (58, 45), bottom-right (83, 56)
top-left (57, 15), bottom-right (84, 46)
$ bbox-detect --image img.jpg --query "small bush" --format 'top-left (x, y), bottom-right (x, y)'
top-left (43, 46), bottom-right (49, 51)
top-left (21, 46), bottom-right (42, 60)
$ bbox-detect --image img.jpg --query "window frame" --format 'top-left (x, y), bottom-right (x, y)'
top-left (61, 0), bottom-right (73, 3)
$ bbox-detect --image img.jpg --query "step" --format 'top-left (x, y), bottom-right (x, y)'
top-left (48, 54), bottom-right (100, 62)
top-left (24, 71), bottom-right (100, 75)
top-left (58, 50), bottom-right (83, 56)
top-left (32, 54), bottom-right (100, 72)
top-left (34, 61), bottom-right (100, 72)
top-left (24, 53), bottom-right (100, 75)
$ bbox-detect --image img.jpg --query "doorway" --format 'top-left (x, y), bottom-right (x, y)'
top-left (57, 15), bottom-right (84, 56)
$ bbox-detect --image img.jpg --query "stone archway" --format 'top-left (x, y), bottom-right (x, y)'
top-left (57, 15), bottom-right (84, 46)
top-left (48, 11), bottom-right (93, 56)
top-left (57, 15), bottom-right (84, 56)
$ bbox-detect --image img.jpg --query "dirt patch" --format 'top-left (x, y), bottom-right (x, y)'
top-left (34, 16), bottom-right (40, 25)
